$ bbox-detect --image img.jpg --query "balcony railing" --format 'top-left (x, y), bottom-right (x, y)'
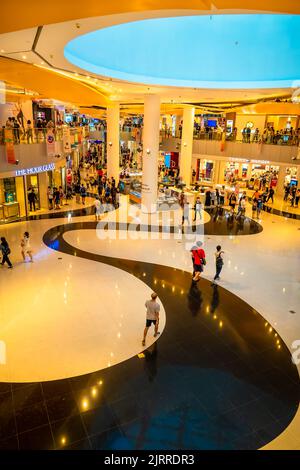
top-left (160, 130), bottom-right (300, 146)
top-left (0, 126), bottom-right (86, 145)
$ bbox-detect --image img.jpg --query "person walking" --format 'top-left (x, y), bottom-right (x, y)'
top-left (53, 187), bottom-right (60, 209)
top-left (47, 186), bottom-right (53, 209)
top-left (229, 191), bottom-right (237, 213)
top-left (237, 196), bottom-right (246, 218)
top-left (212, 245), bottom-right (224, 283)
top-left (142, 292), bottom-right (160, 346)
top-left (256, 193), bottom-right (263, 218)
top-left (295, 188), bottom-right (300, 208)
top-left (21, 231), bottom-right (33, 262)
top-left (181, 201), bottom-right (190, 226)
top-left (266, 187), bottom-right (274, 203)
top-left (94, 195), bottom-right (101, 221)
top-left (80, 184), bottom-right (87, 205)
top-left (190, 242), bottom-right (206, 282)
top-left (0, 237), bottom-right (13, 268)
top-left (28, 188), bottom-right (37, 212)
top-left (75, 181), bottom-right (81, 204)
top-left (193, 197), bottom-right (202, 221)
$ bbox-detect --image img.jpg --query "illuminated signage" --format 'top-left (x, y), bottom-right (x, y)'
top-left (16, 163), bottom-right (55, 177)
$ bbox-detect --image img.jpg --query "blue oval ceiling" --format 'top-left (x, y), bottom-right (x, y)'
top-left (64, 14), bottom-right (300, 89)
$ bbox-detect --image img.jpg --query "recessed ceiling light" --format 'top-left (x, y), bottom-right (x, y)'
top-left (86, 76), bottom-right (90, 79)
top-left (0, 49), bottom-right (5, 53)
top-left (22, 55), bottom-right (27, 59)
top-left (40, 61), bottom-right (44, 65)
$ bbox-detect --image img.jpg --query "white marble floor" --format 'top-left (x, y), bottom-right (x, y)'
top-left (0, 196), bottom-right (299, 448)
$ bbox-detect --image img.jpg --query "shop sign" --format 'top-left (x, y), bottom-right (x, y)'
top-left (16, 163), bottom-right (55, 177)
top-left (46, 129), bottom-right (56, 157)
top-left (62, 126), bottom-right (71, 153)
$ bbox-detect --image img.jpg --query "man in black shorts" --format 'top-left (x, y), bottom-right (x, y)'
top-left (142, 292), bottom-right (160, 346)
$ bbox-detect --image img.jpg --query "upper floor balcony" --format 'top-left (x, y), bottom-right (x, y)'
top-left (160, 133), bottom-right (299, 165)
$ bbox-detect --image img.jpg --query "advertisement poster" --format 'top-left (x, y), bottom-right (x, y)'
top-left (4, 128), bottom-right (16, 164)
top-left (62, 126), bottom-right (71, 153)
top-left (46, 129), bottom-right (56, 156)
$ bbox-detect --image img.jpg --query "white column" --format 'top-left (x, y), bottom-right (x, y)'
top-left (180, 107), bottom-right (195, 186)
top-left (141, 94), bottom-right (160, 213)
top-left (107, 103), bottom-right (120, 180)
top-left (276, 165), bottom-right (288, 195)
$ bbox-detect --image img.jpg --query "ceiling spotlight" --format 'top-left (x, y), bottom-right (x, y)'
top-left (22, 55), bottom-right (27, 59)
top-left (146, 148), bottom-right (151, 155)
top-left (40, 61), bottom-right (44, 65)
top-left (108, 141), bottom-right (113, 147)
top-left (76, 23), bottom-right (81, 29)
top-left (0, 49), bottom-right (5, 53)
top-left (183, 142), bottom-right (187, 147)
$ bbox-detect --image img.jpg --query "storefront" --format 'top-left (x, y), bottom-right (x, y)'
top-left (0, 176), bottom-right (21, 220)
top-left (196, 159), bottom-right (215, 182)
top-left (0, 162), bottom-right (66, 222)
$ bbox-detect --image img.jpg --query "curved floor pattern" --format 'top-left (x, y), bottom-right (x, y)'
top-left (1, 210), bottom-right (297, 450)
top-left (262, 204), bottom-right (300, 220)
top-left (0, 219), bottom-right (296, 450)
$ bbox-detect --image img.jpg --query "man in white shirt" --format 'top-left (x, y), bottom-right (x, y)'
top-left (142, 292), bottom-right (160, 346)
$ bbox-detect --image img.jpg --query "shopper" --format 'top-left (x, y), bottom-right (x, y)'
top-left (219, 186), bottom-right (225, 205)
top-left (0, 237), bottom-right (13, 268)
top-left (181, 202), bottom-right (190, 226)
top-left (213, 245), bottom-right (224, 282)
top-left (256, 193), bottom-right (263, 218)
top-left (75, 181), bottom-right (81, 204)
top-left (53, 187), bottom-right (60, 209)
top-left (94, 195), bottom-right (101, 221)
top-left (21, 231), bottom-right (33, 262)
top-left (80, 184), bottom-right (87, 205)
top-left (142, 292), bottom-right (160, 346)
top-left (204, 189), bottom-right (211, 207)
top-left (295, 188), bottom-right (300, 208)
top-left (229, 191), bottom-right (237, 212)
top-left (266, 187), bottom-right (274, 203)
top-left (28, 188), bottom-right (37, 212)
top-left (237, 196), bottom-right (246, 217)
top-left (193, 197), bottom-right (202, 221)
top-left (252, 196), bottom-right (258, 219)
top-left (190, 242), bottom-right (206, 282)
top-left (26, 120), bottom-right (33, 143)
top-left (47, 186), bottom-right (53, 209)
top-left (59, 186), bottom-right (64, 207)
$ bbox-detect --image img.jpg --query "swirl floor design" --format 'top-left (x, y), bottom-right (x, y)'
top-left (0, 217), bottom-right (297, 450)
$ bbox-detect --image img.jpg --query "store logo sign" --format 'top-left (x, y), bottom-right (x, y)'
top-left (16, 163), bottom-right (55, 177)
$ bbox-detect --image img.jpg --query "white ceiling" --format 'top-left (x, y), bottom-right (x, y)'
top-left (0, 9), bottom-right (294, 107)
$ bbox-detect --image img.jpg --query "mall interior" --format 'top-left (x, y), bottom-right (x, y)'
top-left (0, 0), bottom-right (299, 452)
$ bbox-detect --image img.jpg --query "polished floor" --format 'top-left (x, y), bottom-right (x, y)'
top-left (0, 196), bottom-right (299, 450)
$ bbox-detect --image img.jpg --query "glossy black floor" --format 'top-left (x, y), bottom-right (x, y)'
top-left (261, 204), bottom-right (300, 220)
top-left (0, 216), bottom-right (298, 451)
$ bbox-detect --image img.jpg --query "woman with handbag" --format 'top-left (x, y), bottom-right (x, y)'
top-left (213, 245), bottom-right (224, 283)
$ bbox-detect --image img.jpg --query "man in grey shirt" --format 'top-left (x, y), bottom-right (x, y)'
top-left (142, 292), bottom-right (160, 346)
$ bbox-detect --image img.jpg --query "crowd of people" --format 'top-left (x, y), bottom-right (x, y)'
top-left (0, 231), bottom-right (33, 269)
